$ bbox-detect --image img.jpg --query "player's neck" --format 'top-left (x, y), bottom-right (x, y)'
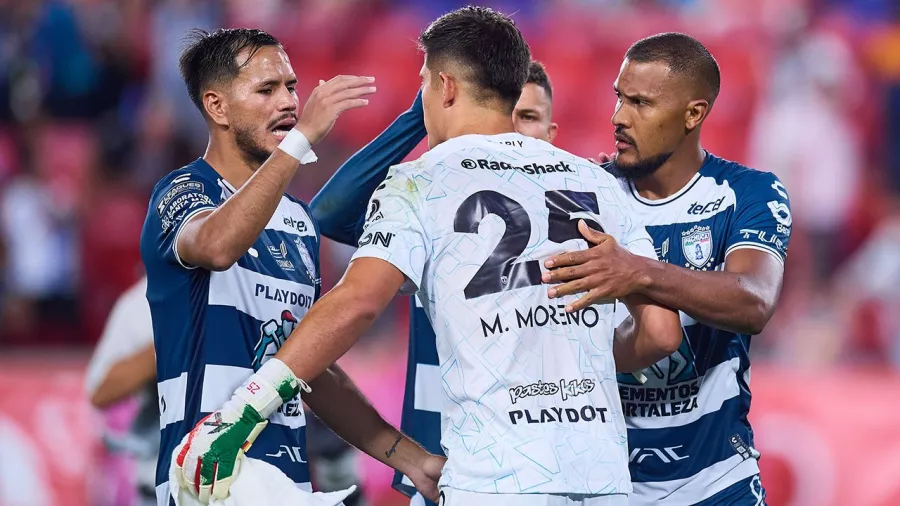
top-left (632, 143), bottom-right (706, 200)
top-left (444, 109), bottom-right (515, 140)
top-left (202, 137), bottom-right (258, 189)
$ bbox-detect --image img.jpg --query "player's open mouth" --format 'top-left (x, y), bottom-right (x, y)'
top-left (614, 134), bottom-right (634, 151)
top-left (271, 118), bottom-right (297, 139)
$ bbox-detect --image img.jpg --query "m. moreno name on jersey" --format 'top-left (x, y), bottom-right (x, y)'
top-left (480, 304), bottom-right (602, 338)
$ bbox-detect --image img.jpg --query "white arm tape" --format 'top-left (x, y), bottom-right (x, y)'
top-left (278, 129), bottom-right (318, 164)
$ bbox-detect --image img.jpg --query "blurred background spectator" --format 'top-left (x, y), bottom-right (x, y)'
top-left (0, 0), bottom-right (898, 505)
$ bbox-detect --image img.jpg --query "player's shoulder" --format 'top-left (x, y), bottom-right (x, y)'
top-left (701, 152), bottom-right (787, 200)
top-left (151, 158), bottom-right (221, 198)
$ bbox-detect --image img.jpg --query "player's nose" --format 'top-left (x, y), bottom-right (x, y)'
top-left (276, 89), bottom-right (298, 112)
top-left (611, 101), bottom-right (628, 128)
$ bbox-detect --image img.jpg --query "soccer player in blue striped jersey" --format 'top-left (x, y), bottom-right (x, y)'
top-left (309, 60), bottom-right (561, 506)
top-left (141, 28), bottom-right (442, 505)
top-left (542, 33), bottom-right (790, 505)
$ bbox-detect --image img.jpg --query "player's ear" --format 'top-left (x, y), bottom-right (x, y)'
top-left (684, 99), bottom-right (709, 132)
top-left (204, 90), bottom-right (229, 128)
top-left (547, 122), bottom-right (559, 143)
top-left (439, 71), bottom-right (456, 109)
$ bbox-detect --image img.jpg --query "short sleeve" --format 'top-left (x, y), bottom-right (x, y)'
top-left (725, 172), bottom-right (792, 264)
top-left (350, 163), bottom-right (429, 295)
top-left (147, 171), bottom-right (219, 269)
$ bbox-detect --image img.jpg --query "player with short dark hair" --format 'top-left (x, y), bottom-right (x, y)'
top-left (142, 27), bottom-right (442, 505)
top-left (543, 32), bottom-right (791, 505)
top-left (174, 8), bottom-right (683, 506)
top-left (514, 61), bottom-right (559, 143)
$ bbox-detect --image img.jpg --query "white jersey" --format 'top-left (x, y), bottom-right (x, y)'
top-left (352, 133), bottom-right (656, 496)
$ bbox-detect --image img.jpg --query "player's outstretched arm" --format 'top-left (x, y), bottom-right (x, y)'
top-left (305, 364), bottom-right (444, 502)
top-left (178, 76), bottom-right (377, 270)
top-left (310, 91), bottom-right (426, 246)
top-left (613, 295), bottom-right (682, 373)
top-left (172, 257), bottom-right (423, 503)
top-left (545, 227), bottom-right (785, 335)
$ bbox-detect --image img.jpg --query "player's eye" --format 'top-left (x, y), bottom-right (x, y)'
top-left (260, 88), bottom-right (273, 95)
top-left (287, 86), bottom-right (296, 94)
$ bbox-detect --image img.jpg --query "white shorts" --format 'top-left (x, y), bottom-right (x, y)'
top-left (436, 488), bottom-right (628, 506)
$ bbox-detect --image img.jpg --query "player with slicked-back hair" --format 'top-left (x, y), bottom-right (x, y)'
top-left (543, 32), bottom-right (791, 506)
top-left (143, 27), bottom-right (443, 505)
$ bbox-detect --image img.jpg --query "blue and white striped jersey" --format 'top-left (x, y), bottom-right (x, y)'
top-left (615, 152), bottom-right (790, 505)
top-left (140, 158), bottom-right (321, 506)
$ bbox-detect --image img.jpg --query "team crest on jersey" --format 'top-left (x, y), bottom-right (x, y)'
top-left (252, 310), bottom-right (298, 370)
top-left (682, 225), bottom-right (713, 269)
top-left (294, 237), bottom-right (319, 286)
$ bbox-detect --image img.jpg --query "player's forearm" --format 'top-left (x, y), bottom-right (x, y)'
top-left (275, 284), bottom-right (388, 384)
top-left (638, 258), bottom-right (773, 335)
top-left (90, 345), bottom-right (156, 409)
top-left (310, 92), bottom-right (426, 246)
top-left (614, 295), bottom-right (682, 372)
top-left (305, 365), bottom-right (429, 477)
top-left (190, 149), bottom-right (303, 269)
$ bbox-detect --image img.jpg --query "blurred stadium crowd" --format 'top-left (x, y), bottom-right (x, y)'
top-left (1, 0), bottom-right (900, 504)
top-left (0, 0), bottom-right (898, 367)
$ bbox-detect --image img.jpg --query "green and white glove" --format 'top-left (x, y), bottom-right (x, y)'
top-left (174, 358), bottom-right (310, 504)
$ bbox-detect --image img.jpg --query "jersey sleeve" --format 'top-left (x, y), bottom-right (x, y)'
top-left (310, 91), bottom-right (426, 246)
top-left (725, 171), bottom-right (792, 264)
top-left (146, 170), bottom-right (219, 269)
top-left (350, 162), bottom-right (430, 295)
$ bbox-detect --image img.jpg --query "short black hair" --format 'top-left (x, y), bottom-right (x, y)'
top-left (526, 60), bottom-right (553, 100)
top-left (419, 6), bottom-right (530, 114)
top-left (179, 28), bottom-right (282, 114)
top-left (625, 32), bottom-right (720, 104)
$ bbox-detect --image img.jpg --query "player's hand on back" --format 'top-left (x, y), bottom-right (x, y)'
top-left (542, 220), bottom-right (649, 312)
top-left (407, 453), bottom-right (446, 503)
top-left (296, 75), bottom-right (377, 145)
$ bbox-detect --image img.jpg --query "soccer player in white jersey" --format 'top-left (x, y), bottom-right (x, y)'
top-left (143, 28), bottom-right (443, 505)
top-left (175, 8), bottom-right (684, 506)
top-left (543, 33), bottom-right (792, 505)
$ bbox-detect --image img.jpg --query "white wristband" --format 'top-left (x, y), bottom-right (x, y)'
top-left (278, 129), bottom-right (318, 164)
top-left (234, 358), bottom-right (312, 418)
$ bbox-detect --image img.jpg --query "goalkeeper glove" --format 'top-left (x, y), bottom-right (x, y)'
top-left (174, 358), bottom-right (310, 504)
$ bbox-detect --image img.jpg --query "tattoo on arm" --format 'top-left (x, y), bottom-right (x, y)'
top-left (385, 434), bottom-right (402, 459)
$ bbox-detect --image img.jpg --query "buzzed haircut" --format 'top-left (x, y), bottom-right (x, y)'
top-left (625, 32), bottom-right (720, 104)
top-left (179, 28), bottom-right (282, 114)
top-left (419, 6), bottom-right (531, 114)
top-left (526, 60), bottom-right (553, 101)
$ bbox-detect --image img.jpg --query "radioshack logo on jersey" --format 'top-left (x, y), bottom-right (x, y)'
top-left (252, 310), bottom-right (298, 370)
top-left (682, 225), bottom-right (713, 269)
top-left (460, 158), bottom-right (574, 175)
